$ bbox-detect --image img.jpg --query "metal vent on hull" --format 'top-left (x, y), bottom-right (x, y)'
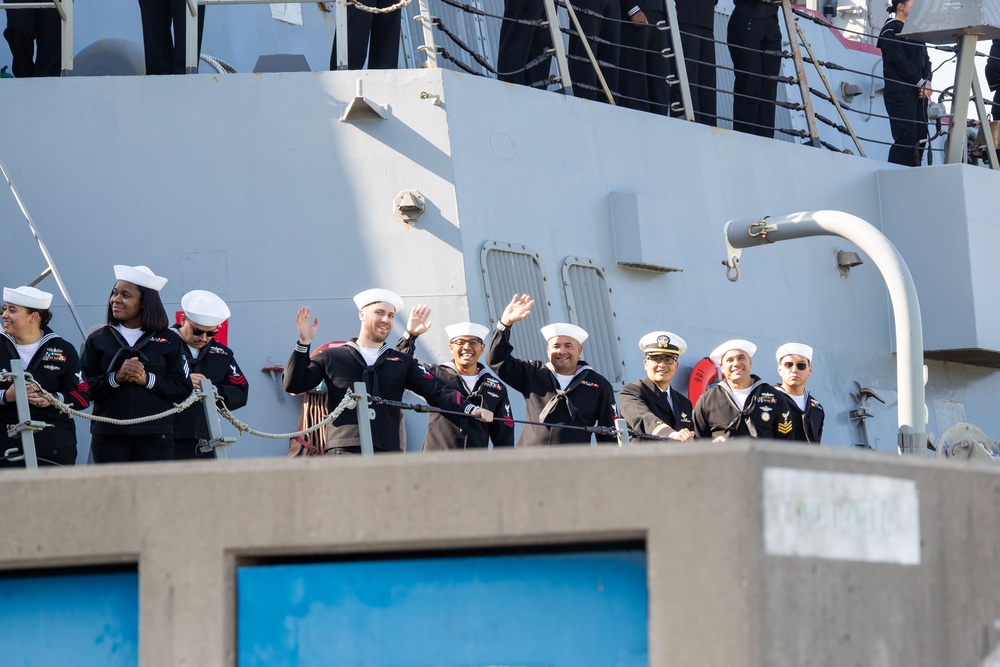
top-left (561, 258), bottom-right (625, 386)
top-left (481, 241), bottom-right (551, 363)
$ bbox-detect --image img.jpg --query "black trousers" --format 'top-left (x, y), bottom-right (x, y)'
top-left (174, 437), bottom-right (217, 460)
top-left (727, 10), bottom-right (780, 137)
top-left (618, 9), bottom-right (670, 114)
top-left (329, 0), bottom-right (401, 70)
top-left (679, 23), bottom-right (717, 125)
top-left (496, 0), bottom-right (551, 86)
top-left (567, 0), bottom-right (620, 102)
top-left (3, 0), bottom-right (61, 78)
top-left (884, 92), bottom-right (928, 166)
top-left (137, 0), bottom-right (205, 75)
top-left (91, 433), bottom-right (175, 463)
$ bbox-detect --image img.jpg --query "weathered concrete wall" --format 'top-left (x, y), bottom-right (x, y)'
top-left (1, 442), bottom-right (999, 666)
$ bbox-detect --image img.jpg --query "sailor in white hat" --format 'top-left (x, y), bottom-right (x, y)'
top-left (774, 343), bottom-right (824, 443)
top-left (483, 293), bottom-right (618, 446)
top-left (692, 338), bottom-right (793, 442)
top-left (172, 290), bottom-right (249, 459)
top-left (393, 307), bottom-right (514, 450)
top-left (0, 285), bottom-right (90, 467)
top-left (81, 264), bottom-right (192, 464)
top-left (284, 289), bottom-right (494, 455)
top-left (619, 331), bottom-right (695, 441)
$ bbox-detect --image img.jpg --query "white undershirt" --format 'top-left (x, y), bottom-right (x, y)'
top-left (554, 372), bottom-right (575, 390)
top-left (115, 324), bottom-right (144, 347)
top-left (730, 385), bottom-right (753, 408)
top-left (460, 375), bottom-right (478, 393)
top-left (789, 393), bottom-right (808, 411)
top-left (14, 340), bottom-right (43, 367)
top-left (187, 345), bottom-right (201, 360)
top-left (356, 346), bottom-right (381, 366)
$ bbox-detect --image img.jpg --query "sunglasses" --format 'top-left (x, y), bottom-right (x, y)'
top-left (191, 326), bottom-right (220, 338)
top-left (782, 361), bottom-right (808, 371)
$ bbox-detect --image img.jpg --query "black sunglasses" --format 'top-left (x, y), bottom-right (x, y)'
top-left (782, 361), bottom-right (808, 371)
top-left (191, 326), bottom-right (220, 338)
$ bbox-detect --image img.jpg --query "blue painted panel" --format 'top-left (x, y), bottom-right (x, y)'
top-left (0, 571), bottom-right (139, 667)
top-left (238, 550), bottom-right (648, 667)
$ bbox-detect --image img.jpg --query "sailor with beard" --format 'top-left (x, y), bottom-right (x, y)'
top-left (394, 307), bottom-right (514, 450)
top-left (283, 288), bottom-right (494, 455)
top-left (485, 294), bottom-right (617, 446)
top-left (773, 342), bottom-right (824, 443)
top-left (692, 339), bottom-right (793, 442)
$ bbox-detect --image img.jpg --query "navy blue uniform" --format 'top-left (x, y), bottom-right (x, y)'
top-left (692, 375), bottom-right (794, 440)
top-left (81, 326), bottom-right (192, 462)
top-left (877, 17), bottom-right (931, 166)
top-left (619, 377), bottom-right (694, 439)
top-left (396, 334), bottom-right (515, 450)
top-left (3, 0), bottom-right (60, 78)
top-left (284, 339), bottom-right (480, 454)
top-left (0, 330), bottom-right (90, 466)
top-left (675, 0), bottom-right (718, 125)
top-left (172, 324), bottom-right (249, 459)
top-left (486, 322), bottom-right (618, 446)
top-left (727, 0), bottom-right (780, 137)
top-left (775, 388), bottom-right (824, 444)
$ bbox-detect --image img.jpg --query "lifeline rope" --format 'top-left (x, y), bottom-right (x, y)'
top-left (217, 390), bottom-right (357, 440)
top-left (30, 383), bottom-right (202, 425)
top-left (350, 0), bottom-right (412, 14)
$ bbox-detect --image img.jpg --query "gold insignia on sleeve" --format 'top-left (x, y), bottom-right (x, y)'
top-left (777, 420), bottom-right (793, 435)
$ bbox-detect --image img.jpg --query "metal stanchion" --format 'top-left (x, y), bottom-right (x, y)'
top-left (197, 379), bottom-right (237, 459)
top-left (614, 417), bottom-right (631, 447)
top-left (352, 382), bottom-right (376, 456)
top-left (2, 360), bottom-right (49, 469)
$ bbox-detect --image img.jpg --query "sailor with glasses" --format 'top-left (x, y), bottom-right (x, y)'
top-left (394, 307), bottom-right (515, 450)
top-left (774, 343), bottom-right (823, 444)
top-left (171, 290), bottom-right (248, 459)
top-left (619, 331), bottom-right (695, 441)
top-left (692, 339), bottom-right (793, 442)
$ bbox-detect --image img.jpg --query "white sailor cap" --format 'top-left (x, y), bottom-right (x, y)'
top-left (181, 290), bottom-right (231, 328)
top-left (540, 323), bottom-right (588, 345)
top-left (353, 288), bottom-right (403, 313)
top-left (709, 339), bottom-right (757, 365)
top-left (3, 286), bottom-right (52, 310)
top-left (445, 322), bottom-right (490, 342)
top-left (114, 265), bottom-right (168, 292)
top-left (776, 342), bottom-right (813, 362)
top-left (639, 331), bottom-right (687, 357)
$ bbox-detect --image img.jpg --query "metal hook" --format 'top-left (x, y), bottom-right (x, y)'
top-left (724, 257), bottom-right (741, 282)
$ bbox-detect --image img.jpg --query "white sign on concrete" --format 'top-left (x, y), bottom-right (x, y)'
top-left (763, 467), bottom-right (920, 565)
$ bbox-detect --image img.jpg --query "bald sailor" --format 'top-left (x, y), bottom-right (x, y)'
top-left (619, 331), bottom-right (695, 441)
top-left (283, 288), bottom-right (493, 454)
top-left (171, 290), bottom-right (248, 459)
top-left (395, 307), bottom-right (515, 450)
top-left (485, 293), bottom-right (617, 446)
top-left (774, 342), bottom-right (824, 443)
top-left (692, 339), bottom-right (793, 441)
